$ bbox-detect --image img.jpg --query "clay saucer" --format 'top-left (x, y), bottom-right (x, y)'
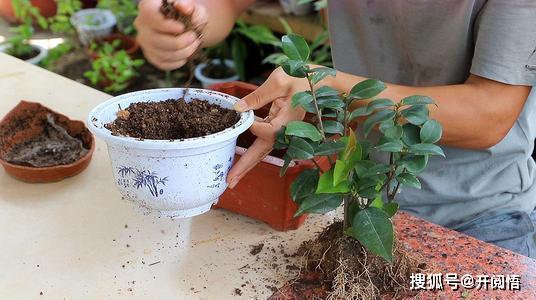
top-left (0, 101), bottom-right (95, 183)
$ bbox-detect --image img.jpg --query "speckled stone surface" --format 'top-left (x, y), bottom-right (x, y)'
top-left (270, 212), bottom-right (536, 299)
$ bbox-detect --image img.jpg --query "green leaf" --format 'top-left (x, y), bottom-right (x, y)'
top-left (315, 86), bottom-right (340, 98)
top-left (370, 196), bottom-right (384, 208)
top-left (281, 59), bottom-right (307, 78)
top-left (396, 173), bottom-right (421, 189)
top-left (309, 67), bottom-right (336, 85)
top-left (348, 201), bottom-right (361, 222)
top-left (342, 131), bottom-right (357, 160)
top-left (367, 98), bottom-right (395, 110)
top-left (402, 155), bottom-right (429, 173)
top-left (383, 203), bottom-right (399, 218)
top-left (420, 119), bottom-right (442, 144)
top-left (280, 154), bottom-right (292, 176)
top-left (323, 121), bottom-right (344, 134)
top-left (400, 95), bottom-right (435, 106)
top-left (349, 79), bottom-right (386, 100)
top-left (402, 124), bottom-right (421, 145)
top-left (231, 36), bottom-right (247, 81)
top-left (315, 140), bottom-right (346, 155)
top-left (358, 162), bottom-right (391, 178)
top-left (281, 34), bottom-right (310, 61)
top-left (290, 169), bottom-right (319, 202)
top-left (400, 105), bottom-right (429, 125)
top-left (408, 143), bottom-right (445, 157)
top-left (274, 127), bottom-right (289, 149)
top-left (286, 121), bottom-right (323, 142)
top-left (346, 207), bottom-right (394, 263)
top-left (295, 194), bottom-right (343, 216)
top-left (333, 160), bottom-right (351, 186)
top-left (291, 91), bottom-right (313, 108)
top-left (375, 139), bottom-right (404, 153)
top-left (287, 137), bottom-right (315, 160)
top-left (349, 106), bottom-right (373, 121)
top-left (363, 110), bottom-right (396, 137)
top-left (381, 123), bottom-right (403, 140)
top-left (316, 169), bottom-right (351, 194)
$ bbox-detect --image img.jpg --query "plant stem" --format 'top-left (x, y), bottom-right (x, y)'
top-left (343, 197), bottom-right (350, 230)
top-left (306, 75), bottom-right (326, 140)
top-left (388, 181), bottom-right (401, 202)
top-left (165, 71), bottom-right (172, 87)
top-left (310, 158), bottom-right (322, 170)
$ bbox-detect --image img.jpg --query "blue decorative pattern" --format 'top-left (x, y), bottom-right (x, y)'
top-left (117, 166), bottom-right (168, 197)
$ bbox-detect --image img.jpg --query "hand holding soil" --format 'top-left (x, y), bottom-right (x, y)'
top-left (135, 0), bottom-right (207, 70)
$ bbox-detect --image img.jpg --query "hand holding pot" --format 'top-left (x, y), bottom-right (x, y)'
top-left (135, 0), bottom-right (206, 70)
top-left (227, 67), bottom-right (310, 188)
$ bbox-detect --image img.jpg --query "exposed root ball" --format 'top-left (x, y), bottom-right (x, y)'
top-left (297, 222), bottom-right (424, 300)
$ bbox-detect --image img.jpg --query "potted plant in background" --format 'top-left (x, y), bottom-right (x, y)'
top-left (0, 0), bottom-right (56, 23)
top-left (70, 7), bottom-right (116, 45)
top-left (195, 20), bottom-right (281, 88)
top-left (266, 34), bottom-right (444, 298)
top-left (88, 88), bottom-right (254, 218)
top-left (278, 0), bottom-right (314, 16)
top-left (86, 33), bottom-right (139, 60)
top-left (0, 0), bottom-right (49, 64)
top-left (97, 0), bottom-right (138, 36)
top-left (84, 40), bottom-right (145, 93)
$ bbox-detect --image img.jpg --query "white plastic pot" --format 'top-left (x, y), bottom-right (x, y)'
top-left (88, 88), bottom-right (254, 218)
top-left (194, 59), bottom-right (240, 89)
top-left (0, 43), bottom-right (48, 65)
top-left (279, 0), bottom-right (314, 16)
top-left (70, 8), bottom-right (117, 46)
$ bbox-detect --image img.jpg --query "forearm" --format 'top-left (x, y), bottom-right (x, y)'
top-left (326, 71), bottom-right (530, 149)
top-left (198, 0), bottom-right (255, 47)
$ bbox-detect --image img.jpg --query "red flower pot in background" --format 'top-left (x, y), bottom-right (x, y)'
top-left (0, 0), bottom-right (57, 23)
top-left (209, 82), bottom-right (329, 231)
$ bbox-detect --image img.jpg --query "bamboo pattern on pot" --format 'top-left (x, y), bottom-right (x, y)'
top-left (117, 166), bottom-right (168, 197)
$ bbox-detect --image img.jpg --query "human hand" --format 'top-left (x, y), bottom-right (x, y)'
top-left (135, 0), bottom-right (207, 70)
top-left (227, 67), bottom-right (311, 188)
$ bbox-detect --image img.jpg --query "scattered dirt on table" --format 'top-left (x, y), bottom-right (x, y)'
top-left (105, 99), bottom-right (239, 140)
top-left (2, 114), bottom-right (88, 167)
top-left (274, 221), bottom-right (424, 300)
top-left (234, 288), bottom-right (242, 296)
top-left (250, 243), bottom-right (264, 256)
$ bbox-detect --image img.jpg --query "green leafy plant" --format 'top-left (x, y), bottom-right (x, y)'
top-left (48, 0), bottom-right (82, 33)
top-left (275, 34), bottom-right (444, 263)
top-left (84, 41), bottom-right (145, 93)
top-left (39, 41), bottom-right (73, 69)
top-left (263, 19), bottom-right (332, 67)
top-left (205, 20), bottom-right (280, 81)
top-left (98, 0), bottom-right (138, 35)
top-left (2, 0), bottom-right (48, 59)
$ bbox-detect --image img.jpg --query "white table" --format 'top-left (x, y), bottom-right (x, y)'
top-left (0, 53), bottom-right (335, 299)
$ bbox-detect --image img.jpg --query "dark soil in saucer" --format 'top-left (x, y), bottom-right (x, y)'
top-left (9, 47), bottom-right (40, 61)
top-left (3, 114), bottom-right (88, 167)
top-left (105, 99), bottom-right (239, 140)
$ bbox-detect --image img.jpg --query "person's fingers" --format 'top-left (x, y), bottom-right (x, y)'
top-left (227, 138), bottom-right (274, 189)
top-left (173, 0), bottom-right (195, 16)
top-left (234, 71), bottom-right (289, 112)
top-left (142, 48), bottom-right (187, 70)
top-left (142, 38), bottom-right (200, 63)
top-left (138, 30), bottom-right (198, 52)
top-left (136, 0), bottom-right (184, 34)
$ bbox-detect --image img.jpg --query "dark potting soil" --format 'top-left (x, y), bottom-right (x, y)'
top-left (9, 47), bottom-right (39, 61)
top-left (105, 99), bottom-right (239, 140)
top-left (201, 62), bottom-right (237, 79)
top-left (3, 114), bottom-right (88, 167)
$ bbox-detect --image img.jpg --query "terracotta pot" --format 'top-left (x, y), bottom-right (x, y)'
top-left (0, 101), bottom-right (95, 183)
top-left (0, 0), bottom-right (57, 23)
top-left (209, 81), bottom-right (329, 231)
top-left (87, 33), bottom-right (139, 61)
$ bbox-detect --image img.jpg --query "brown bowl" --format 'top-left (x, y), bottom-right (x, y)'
top-left (0, 101), bottom-right (95, 183)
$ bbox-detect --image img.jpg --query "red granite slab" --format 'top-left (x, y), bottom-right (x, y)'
top-left (270, 212), bottom-right (536, 299)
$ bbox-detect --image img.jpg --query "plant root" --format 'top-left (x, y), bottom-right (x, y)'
top-left (297, 222), bottom-right (424, 300)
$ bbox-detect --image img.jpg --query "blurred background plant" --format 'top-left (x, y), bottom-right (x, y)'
top-left (97, 0), bottom-right (138, 35)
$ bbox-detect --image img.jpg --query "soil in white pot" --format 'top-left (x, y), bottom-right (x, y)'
top-left (105, 99), bottom-right (239, 139)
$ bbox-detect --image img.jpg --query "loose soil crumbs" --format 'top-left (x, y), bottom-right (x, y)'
top-left (105, 99), bottom-right (239, 140)
top-left (249, 243), bottom-right (264, 256)
top-left (3, 114), bottom-right (88, 167)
